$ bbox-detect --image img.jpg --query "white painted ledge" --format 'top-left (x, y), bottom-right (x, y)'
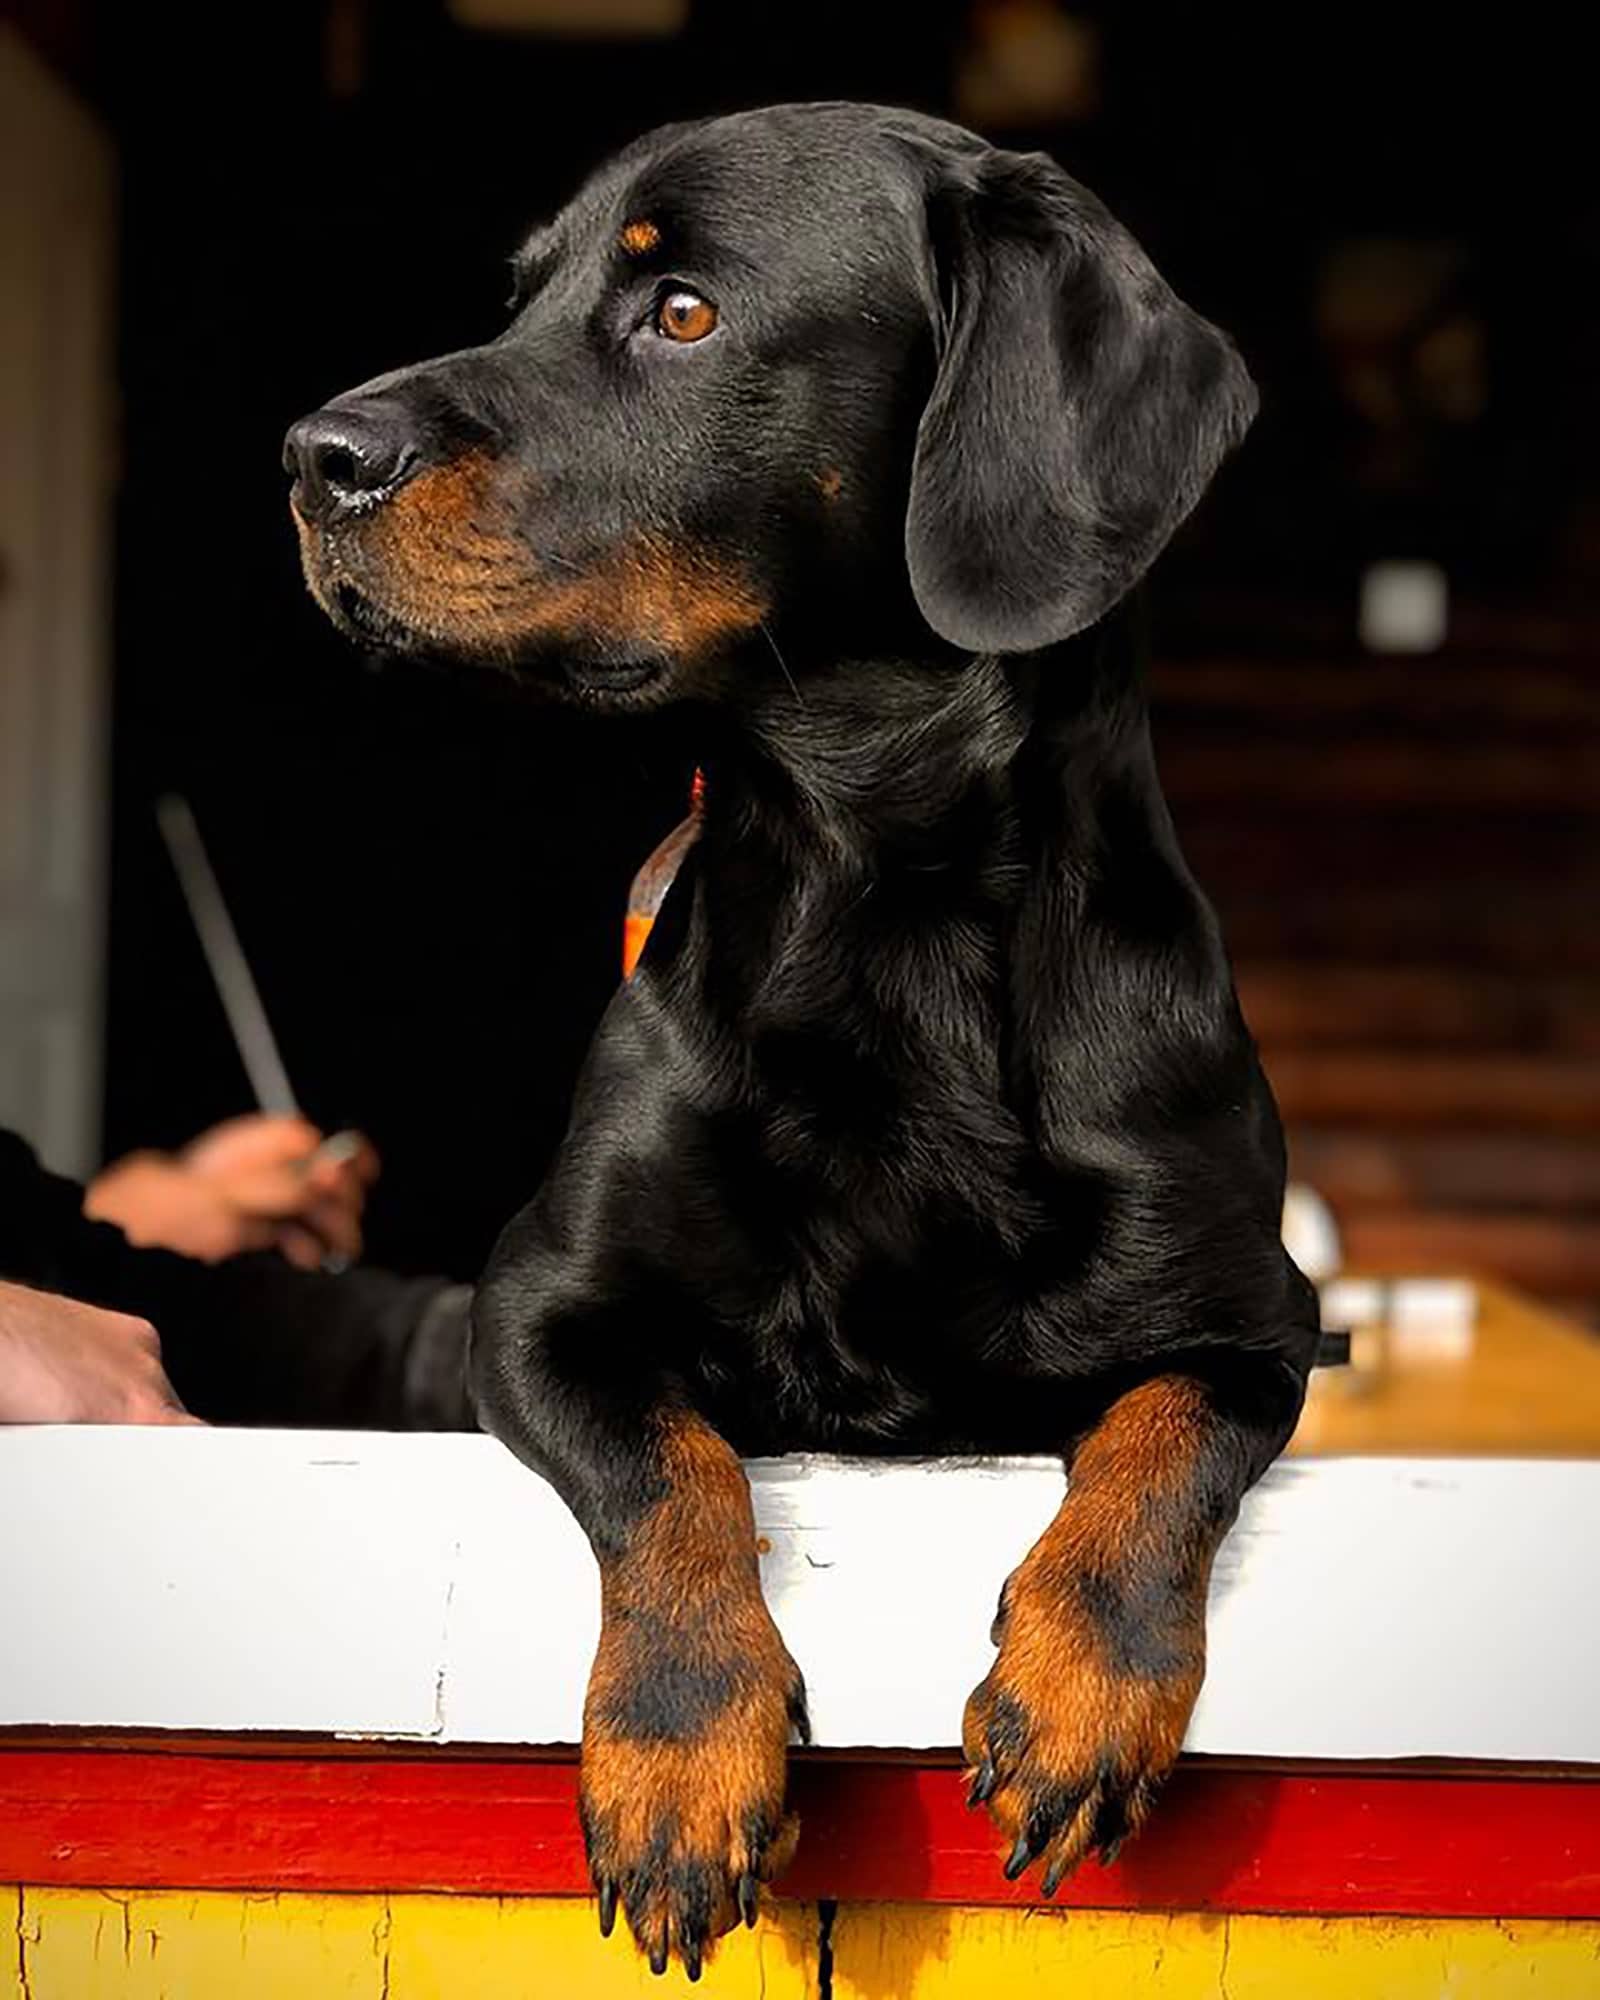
top-left (0, 1429), bottom-right (1596, 1763)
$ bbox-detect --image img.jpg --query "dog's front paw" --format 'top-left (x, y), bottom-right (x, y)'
top-left (580, 1606), bottom-right (807, 1979)
top-left (962, 1545), bottom-right (1205, 1895)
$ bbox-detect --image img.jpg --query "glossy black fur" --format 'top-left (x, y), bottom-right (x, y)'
top-left (480, 628), bottom-right (1315, 1494)
top-left (287, 101), bottom-right (1321, 1960)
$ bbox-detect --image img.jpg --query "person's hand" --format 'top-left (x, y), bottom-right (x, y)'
top-left (0, 1280), bottom-right (200, 1424)
top-left (84, 1115), bottom-right (379, 1269)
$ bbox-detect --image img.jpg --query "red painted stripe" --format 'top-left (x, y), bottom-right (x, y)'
top-left (1, 1750), bottom-right (1597, 1918)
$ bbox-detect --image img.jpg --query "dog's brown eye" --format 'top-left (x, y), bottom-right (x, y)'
top-left (656, 290), bottom-right (718, 343)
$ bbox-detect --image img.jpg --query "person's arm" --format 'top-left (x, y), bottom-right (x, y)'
top-left (1, 1129), bottom-right (474, 1430)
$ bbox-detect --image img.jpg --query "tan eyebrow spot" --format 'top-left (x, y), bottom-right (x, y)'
top-left (619, 218), bottom-right (661, 255)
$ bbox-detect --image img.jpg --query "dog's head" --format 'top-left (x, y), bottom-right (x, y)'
top-left (286, 103), bottom-right (1255, 704)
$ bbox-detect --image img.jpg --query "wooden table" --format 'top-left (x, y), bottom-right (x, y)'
top-left (1292, 1277), bottom-right (1600, 1457)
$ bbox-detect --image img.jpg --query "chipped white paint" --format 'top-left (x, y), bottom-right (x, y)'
top-left (0, 1429), bottom-right (1595, 1761)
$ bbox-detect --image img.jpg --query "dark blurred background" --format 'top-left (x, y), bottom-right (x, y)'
top-left (5, 1), bottom-right (1597, 1315)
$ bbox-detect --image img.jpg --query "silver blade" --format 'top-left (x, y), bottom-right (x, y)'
top-left (156, 794), bottom-right (300, 1118)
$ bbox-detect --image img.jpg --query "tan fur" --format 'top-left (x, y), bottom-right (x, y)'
top-left (296, 451), bottom-right (766, 663)
top-left (582, 1413), bottom-right (800, 1969)
top-left (964, 1376), bottom-right (1216, 1884)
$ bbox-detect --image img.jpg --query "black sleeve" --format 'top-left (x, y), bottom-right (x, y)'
top-left (0, 1128), bottom-right (477, 1430)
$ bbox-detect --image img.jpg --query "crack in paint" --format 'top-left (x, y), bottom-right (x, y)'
top-left (98, 1889), bottom-right (134, 1967)
top-left (1217, 1913), bottom-right (1233, 2000)
top-left (374, 1896), bottom-right (393, 2000)
top-left (14, 1888), bottom-right (36, 2000)
top-left (817, 1898), bottom-right (837, 2000)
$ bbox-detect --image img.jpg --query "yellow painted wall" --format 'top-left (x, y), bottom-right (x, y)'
top-left (829, 1904), bottom-right (1600, 1998)
top-left (7, 1890), bottom-right (818, 2000)
top-left (9, 1889), bottom-right (1599, 1998)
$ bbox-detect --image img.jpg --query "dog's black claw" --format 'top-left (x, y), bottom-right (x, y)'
top-left (648, 1937), bottom-right (669, 1977)
top-left (684, 1938), bottom-right (703, 1982)
top-left (737, 1872), bottom-right (760, 1929)
top-left (597, 1877), bottom-right (617, 1938)
top-left (1041, 1855), bottom-right (1068, 1899)
top-left (1003, 1832), bottom-right (1033, 1880)
top-left (967, 1757), bottom-right (997, 1809)
top-left (1091, 1787), bottom-right (1130, 1870)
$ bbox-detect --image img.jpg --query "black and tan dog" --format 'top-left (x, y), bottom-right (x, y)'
top-left (286, 102), bottom-right (1319, 1980)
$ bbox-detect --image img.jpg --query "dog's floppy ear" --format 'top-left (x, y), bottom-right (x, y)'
top-left (904, 146), bottom-right (1257, 653)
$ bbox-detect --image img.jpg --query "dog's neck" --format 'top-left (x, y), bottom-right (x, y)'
top-left (673, 613), bottom-right (1169, 1022)
top-left (713, 653), bottom-right (1028, 854)
top-left (699, 612), bottom-right (1154, 854)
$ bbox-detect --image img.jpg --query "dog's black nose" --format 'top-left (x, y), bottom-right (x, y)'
top-left (283, 405), bottom-right (419, 524)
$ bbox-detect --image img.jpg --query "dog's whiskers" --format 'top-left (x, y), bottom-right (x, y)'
top-left (536, 546), bottom-right (585, 575)
top-left (759, 620), bottom-right (806, 708)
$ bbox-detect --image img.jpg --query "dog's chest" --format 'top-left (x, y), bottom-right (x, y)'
top-left (688, 1062), bottom-right (1108, 1451)
top-left (698, 1199), bottom-right (1098, 1452)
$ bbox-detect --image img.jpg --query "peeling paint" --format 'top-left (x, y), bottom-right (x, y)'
top-left (14, 1887), bottom-right (35, 2000)
top-left (98, 1888), bottom-right (133, 1967)
top-left (374, 1896), bottom-right (392, 2000)
top-left (816, 1898), bottom-right (836, 2000)
top-left (430, 1543), bottom-right (462, 1739)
